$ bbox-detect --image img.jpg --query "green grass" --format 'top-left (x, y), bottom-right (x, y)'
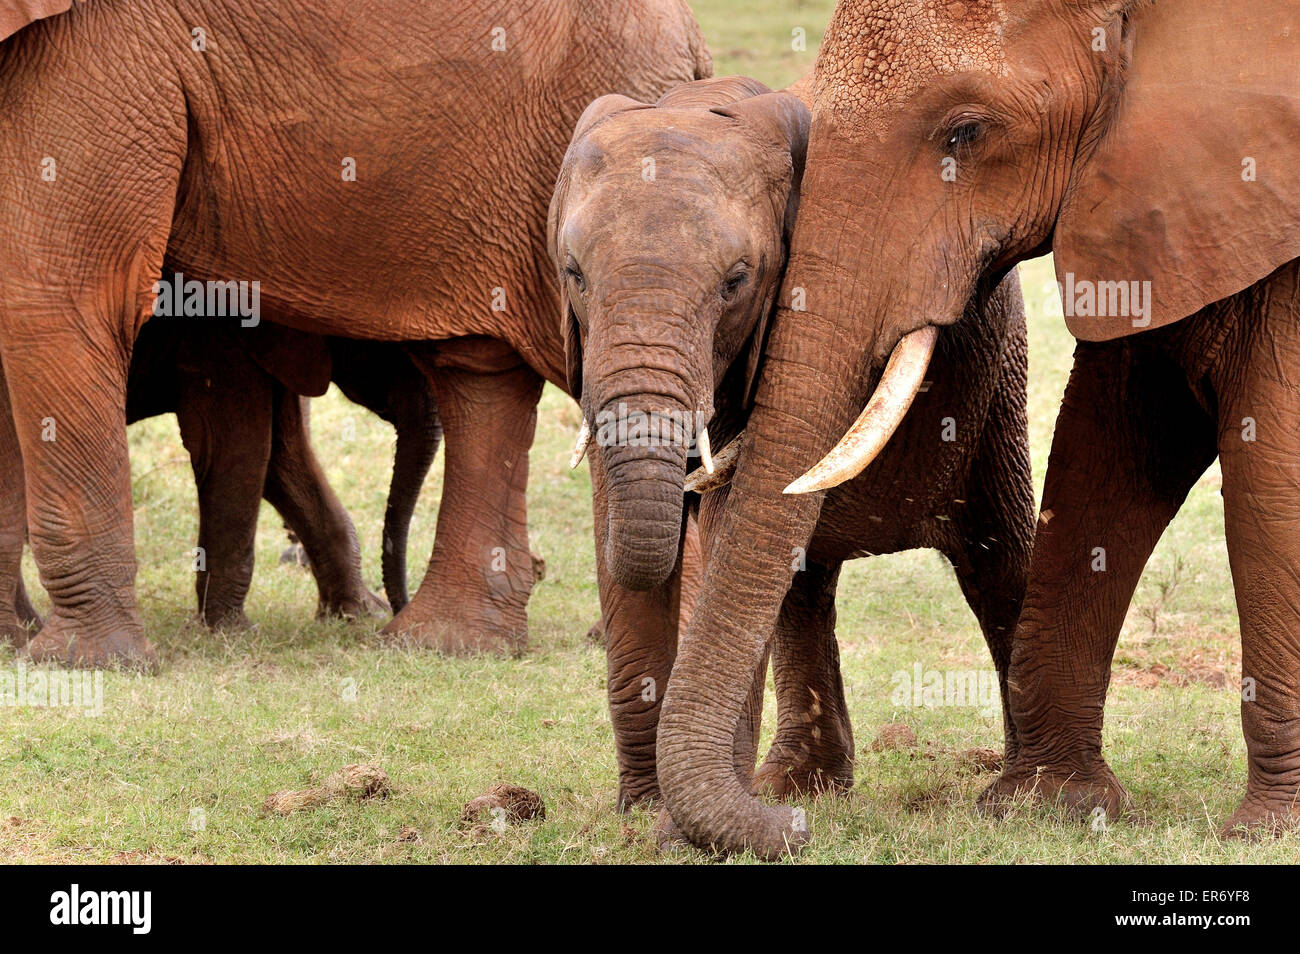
top-left (1, 0), bottom-right (1290, 863)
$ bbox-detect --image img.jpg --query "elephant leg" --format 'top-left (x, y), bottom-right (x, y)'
top-left (8, 336), bottom-right (154, 669)
top-left (1216, 268), bottom-right (1300, 834)
top-left (263, 390), bottom-right (386, 620)
top-left (947, 367), bottom-right (1036, 761)
top-left (0, 25), bottom-right (183, 669)
top-left (174, 349), bottom-right (274, 630)
top-left (752, 561), bottom-right (854, 800)
top-left (383, 341), bottom-right (543, 653)
top-left (0, 355), bottom-right (39, 646)
top-left (980, 339), bottom-right (1216, 818)
top-left (591, 447), bottom-right (684, 808)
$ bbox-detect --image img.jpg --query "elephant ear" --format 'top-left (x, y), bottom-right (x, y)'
top-left (710, 91), bottom-right (811, 408)
top-left (1055, 0), bottom-right (1300, 341)
top-left (241, 324), bottom-right (333, 398)
top-left (0, 0), bottom-right (75, 43)
top-left (548, 94), bottom-right (653, 399)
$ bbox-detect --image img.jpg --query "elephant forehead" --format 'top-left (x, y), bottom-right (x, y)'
top-left (579, 113), bottom-right (773, 185)
top-left (816, 0), bottom-right (1008, 118)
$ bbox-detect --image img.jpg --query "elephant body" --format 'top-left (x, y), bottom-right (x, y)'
top-left (0, 0), bottom-right (709, 666)
top-left (549, 77), bottom-right (1034, 812)
top-left (654, 0), bottom-right (1300, 855)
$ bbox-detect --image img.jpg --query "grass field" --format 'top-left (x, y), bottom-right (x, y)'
top-left (2, 0), bottom-right (1293, 864)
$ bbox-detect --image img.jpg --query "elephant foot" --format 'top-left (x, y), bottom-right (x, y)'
top-left (1220, 790), bottom-right (1300, 838)
top-left (978, 758), bottom-right (1131, 823)
top-left (380, 599), bottom-right (526, 656)
top-left (25, 612), bottom-right (158, 672)
top-left (0, 611), bottom-right (39, 649)
top-left (318, 587), bottom-right (390, 622)
top-left (752, 756), bottom-right (854, 801)
top-left (202, 608), bottom-right (255, 633)
top-left (618, 774), bottom-right (660, 811)
top-left (654, 807), bottom-right (691, 853)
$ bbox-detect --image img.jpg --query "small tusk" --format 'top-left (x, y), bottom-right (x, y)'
top-left (699, 426), bottom-right (715, 475)
top-left (570, 419), bottom-right (592, 470)
top-left (684, 432), bottom-right (742, 494)
top-left (785, 326), bottom-right (939, 495)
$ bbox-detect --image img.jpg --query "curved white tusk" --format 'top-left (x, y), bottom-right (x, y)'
top-left (570, 419), bottom-right (592, 470)
top-left (784, 326), bottom-right (939, 495)
top-left (698, 425), bottom-right (715, 475)
top-left (684, 432), bottom-right (742, 494)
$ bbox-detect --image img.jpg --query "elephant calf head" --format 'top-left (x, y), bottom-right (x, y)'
top-left (548, 77), bottom-right (810, 590)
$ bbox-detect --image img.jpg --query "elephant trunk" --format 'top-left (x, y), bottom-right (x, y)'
top-left (656, 308), bottom-right (852, 857)
top-left (382, 389), bottom-right (442, 613)
top-left (657, 173), bottom-right (886, 857)
top-left (588, 304), bottom-right (707, 592)
top-left (595, 389), bottom-right (694, 592)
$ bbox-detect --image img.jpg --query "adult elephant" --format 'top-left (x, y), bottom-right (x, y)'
top-left (656, 0), bottom-right (1300, 856)
top-left (0, 0), bottom-right (709, 667)
top-left (0, 316), bottom-right (438, 641)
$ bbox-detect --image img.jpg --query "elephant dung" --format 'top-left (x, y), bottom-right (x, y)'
top-left (460, 784), bottom-right (546, 828)
top-left (262, 763), bottom-right (391, 815)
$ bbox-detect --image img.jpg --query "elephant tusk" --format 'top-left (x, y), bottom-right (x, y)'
top-left (784, 326), bottom-right (938, 495)
top-left (698, 425), bottom-right (715, 475)
top-left (570, 419), bottom-right (592, 470)
top-left (684, 432), bottom-right (742, 494)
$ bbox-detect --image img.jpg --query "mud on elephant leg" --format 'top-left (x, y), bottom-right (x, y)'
top-left (263, 391), bottom-right (387, 621)
top-left (980, 339), bottom-right (1216, 821)
top-left (174, 340), bottom-right (274, 630)
top-left (751, 561), bottom-right (855, 800)
top-left (383, 342), bottom-right (543, 653)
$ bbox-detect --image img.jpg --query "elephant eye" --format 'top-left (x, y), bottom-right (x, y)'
top-left (565, 259), bottom-right (587, 294)
top-left (945, 121), bottom-right (983, 151)
top-left (721, 264), bottom-right (751, 303)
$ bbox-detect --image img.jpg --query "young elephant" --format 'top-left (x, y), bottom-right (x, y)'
top-left (0, 317), bottom-right (440, 647)
top-left (549, 77), bottom-right (1034, 829)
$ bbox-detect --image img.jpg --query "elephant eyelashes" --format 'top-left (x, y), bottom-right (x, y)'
top-left (944, 121), bottom-right (983, 151)
top-left (721, 266), bottom-right (750, 303)
top-left (565, 261), bottom-right (587, 294)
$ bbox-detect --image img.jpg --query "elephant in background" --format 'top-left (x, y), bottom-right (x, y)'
top-left (0, 0), bottom-right (710, 666)
top-left (0, 315), bottom-right (441, 645)
top-left (549, 76), bottom-right (1034, 813)
top-left (655, 0), bottom-right (1300, 855)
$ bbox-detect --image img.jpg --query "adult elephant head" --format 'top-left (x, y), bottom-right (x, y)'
top-left (657, 0), bottom-right (1300, 857)
top-left (549, 78), bottom-right (809, 591)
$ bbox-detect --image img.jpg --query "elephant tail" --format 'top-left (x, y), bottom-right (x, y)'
top-left (382, 384), bottom-right (441, 613)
